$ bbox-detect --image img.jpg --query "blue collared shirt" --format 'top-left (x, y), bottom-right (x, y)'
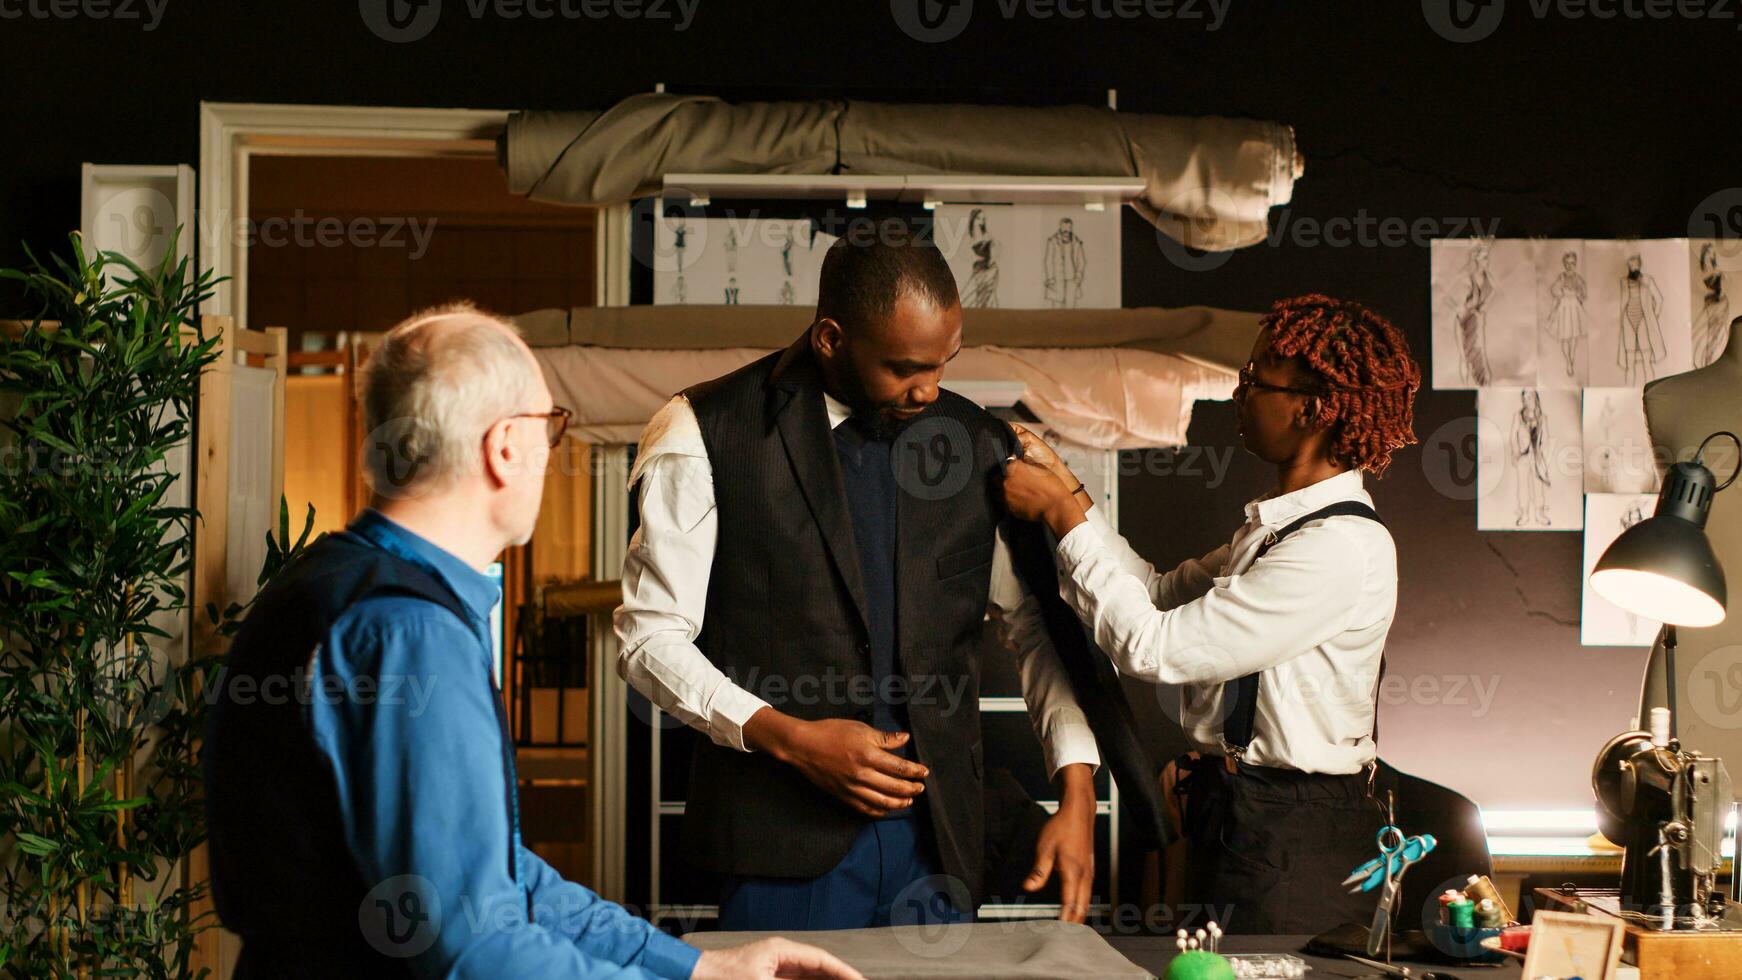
top-left (308, 509), bottom-right (700, 979)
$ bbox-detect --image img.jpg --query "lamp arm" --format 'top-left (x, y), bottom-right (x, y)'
top-left (1664, 624), bottom-right (1677, 741)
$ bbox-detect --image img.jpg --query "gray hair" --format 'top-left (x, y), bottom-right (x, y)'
top-left (360, 302), bottom-right (538, 497)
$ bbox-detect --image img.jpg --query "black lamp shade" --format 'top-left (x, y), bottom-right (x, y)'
top-left (1590, 460), bottom-right (1728, 628)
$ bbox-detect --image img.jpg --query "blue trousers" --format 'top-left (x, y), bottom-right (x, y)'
top-left (717, 816), bottom-right (974, 931)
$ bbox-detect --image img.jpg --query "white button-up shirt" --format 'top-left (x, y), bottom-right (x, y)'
top-left (1054, 469), bottom-right (1396, 774)
top-left (614, 393), bottom-right (1101, 777)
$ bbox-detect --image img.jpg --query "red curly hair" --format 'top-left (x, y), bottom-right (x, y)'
top-left (1259, 293), bottom-right (1421, 478)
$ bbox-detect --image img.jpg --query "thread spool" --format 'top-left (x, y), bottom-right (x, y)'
top-left (1448, 898), bottom-right (1476, 930)
top-left (1465, 875), bottom-right (1512, 923)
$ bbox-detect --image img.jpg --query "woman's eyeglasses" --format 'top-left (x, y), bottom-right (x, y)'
top-left (1236, 364), bottom-right (1319, 398)
top-left (502, 406), bottom-right (573, 448)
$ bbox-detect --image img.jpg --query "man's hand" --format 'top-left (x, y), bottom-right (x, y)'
top-left (1024, 763), bottom-right (1096, 923)
top-left (693, 937), bottom-right (865, 980)
top-left (743, 710), bottom-right (928, 818)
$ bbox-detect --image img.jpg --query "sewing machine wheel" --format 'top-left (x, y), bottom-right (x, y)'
top-left (1592, 730), bottom-right (1654, 846)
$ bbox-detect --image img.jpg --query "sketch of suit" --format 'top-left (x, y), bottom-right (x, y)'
top-left (1617, 272), bottom-right (1666, 377)
top-left (1043, 231), bottom-right (1086, 308)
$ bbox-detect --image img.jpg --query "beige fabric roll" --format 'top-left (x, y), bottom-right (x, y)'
top-left (527, 304), bottom-right (1263, 372)
top-left (500, 94), bottom-right (1296, 250)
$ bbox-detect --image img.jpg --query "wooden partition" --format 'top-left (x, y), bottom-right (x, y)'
top-left (186, 315), bottom-right (288, 978)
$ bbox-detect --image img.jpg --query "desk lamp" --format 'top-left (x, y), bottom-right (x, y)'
top-left (1588, 431), bottom-right (1738, 928)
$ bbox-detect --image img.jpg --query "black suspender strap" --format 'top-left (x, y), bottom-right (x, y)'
top-left (1221, 500), bottom-right (1384, 757)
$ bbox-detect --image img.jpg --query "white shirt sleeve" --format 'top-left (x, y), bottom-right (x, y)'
top-left (986, 529), bottom-right (1102, 778)
top-left (1082, 505), bottom-right (1229, 610)
top-left (1053, 516), bottom-right (1366, 686)
top-left (613, 397), bottom-right (770, 752)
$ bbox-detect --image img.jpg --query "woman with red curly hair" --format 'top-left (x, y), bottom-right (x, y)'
top-left (1002, 293), bottom-right (1421, 934)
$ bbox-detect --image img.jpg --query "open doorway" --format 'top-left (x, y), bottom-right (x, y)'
top-left (245, 151), bottom-right (602, 887)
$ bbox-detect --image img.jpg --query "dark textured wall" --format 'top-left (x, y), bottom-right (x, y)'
top-left (5, 1), bottom-right (1733, 807)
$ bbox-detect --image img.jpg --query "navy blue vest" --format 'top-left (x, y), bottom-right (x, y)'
top-left (202, 530), bottom-right (516, 975)
top-left (833, 418), bottom-right (913, 780)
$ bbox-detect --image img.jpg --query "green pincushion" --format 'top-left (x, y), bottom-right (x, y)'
top-left (1164, 950), bottom-right (1235, 980)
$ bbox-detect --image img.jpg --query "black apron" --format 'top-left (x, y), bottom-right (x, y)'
top-left (1175, 501), bottom-right (1387, 935)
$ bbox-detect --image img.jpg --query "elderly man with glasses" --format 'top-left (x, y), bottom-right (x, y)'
top-left (203, 303), bottom-right (860, 980)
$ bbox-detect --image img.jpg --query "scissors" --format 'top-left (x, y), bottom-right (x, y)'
top-left (1341, 827), bottom-right (1437, 894)
top-left (1347, 825), bottom-right (1435, 956)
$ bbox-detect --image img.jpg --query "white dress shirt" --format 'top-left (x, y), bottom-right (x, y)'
top-left (1054, 469), bottom-right (1396, 774)
top-left (614, 393), bottom-right (1101, 777)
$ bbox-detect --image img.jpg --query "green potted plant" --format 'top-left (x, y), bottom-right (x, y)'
top-left (0, 231), bottom-right (310, 977)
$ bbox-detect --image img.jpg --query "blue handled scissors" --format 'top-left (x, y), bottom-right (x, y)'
top-left (1342, 826), bottom-right (1437, 894)
top-left (1348, 826), bottom-right (1435, 957)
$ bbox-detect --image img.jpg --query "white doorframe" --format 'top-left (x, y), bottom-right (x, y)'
top-left (198, 102), bottom-right (635, 901)
top-left (198, 101), bottom-right (510, 325)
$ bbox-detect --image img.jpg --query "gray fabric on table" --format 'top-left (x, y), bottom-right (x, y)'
top-left (686, 921), bottom-right (1152, 979)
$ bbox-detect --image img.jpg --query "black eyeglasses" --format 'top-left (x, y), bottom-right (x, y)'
top-left (502, 406), bottom-right (572, 448)
top-left (1236, 364), bottom-right (1319, 398)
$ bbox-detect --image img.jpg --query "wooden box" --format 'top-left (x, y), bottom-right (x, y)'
top-left (1536, 888), bottom-right (1742, 979)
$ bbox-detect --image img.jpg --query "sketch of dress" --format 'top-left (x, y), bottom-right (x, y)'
top-left (1543, 250), bottom-right (1588, 379)
top-left (1042, 218), bottom-right (1086, 309)
top-left (778, 279), bottom-right (795, 305)
top-left (1455, 243), bottom-right (1495, 386)
top-left (1618, 500), bottom-right (1648, 635)
top-left (1694, 242), bottom-right (1730, 367)
top-left (724, 277), bottom-right (739, 305)
top-left (1510, 389), bottom-right (1552, 527)
top-left (670, 222), bottom-right (690, 304)
top-left (724, 228), bottom-right (739, 274)
top-left (1617, 255), bottom-right (1666, 384)
top-left (963, 208), bottom-right (999, 308)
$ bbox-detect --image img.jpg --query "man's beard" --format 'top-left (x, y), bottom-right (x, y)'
top-left (1628, 268), bottom-right (1642, 281)
top-left (850, 402), bottom-right (919, 442)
